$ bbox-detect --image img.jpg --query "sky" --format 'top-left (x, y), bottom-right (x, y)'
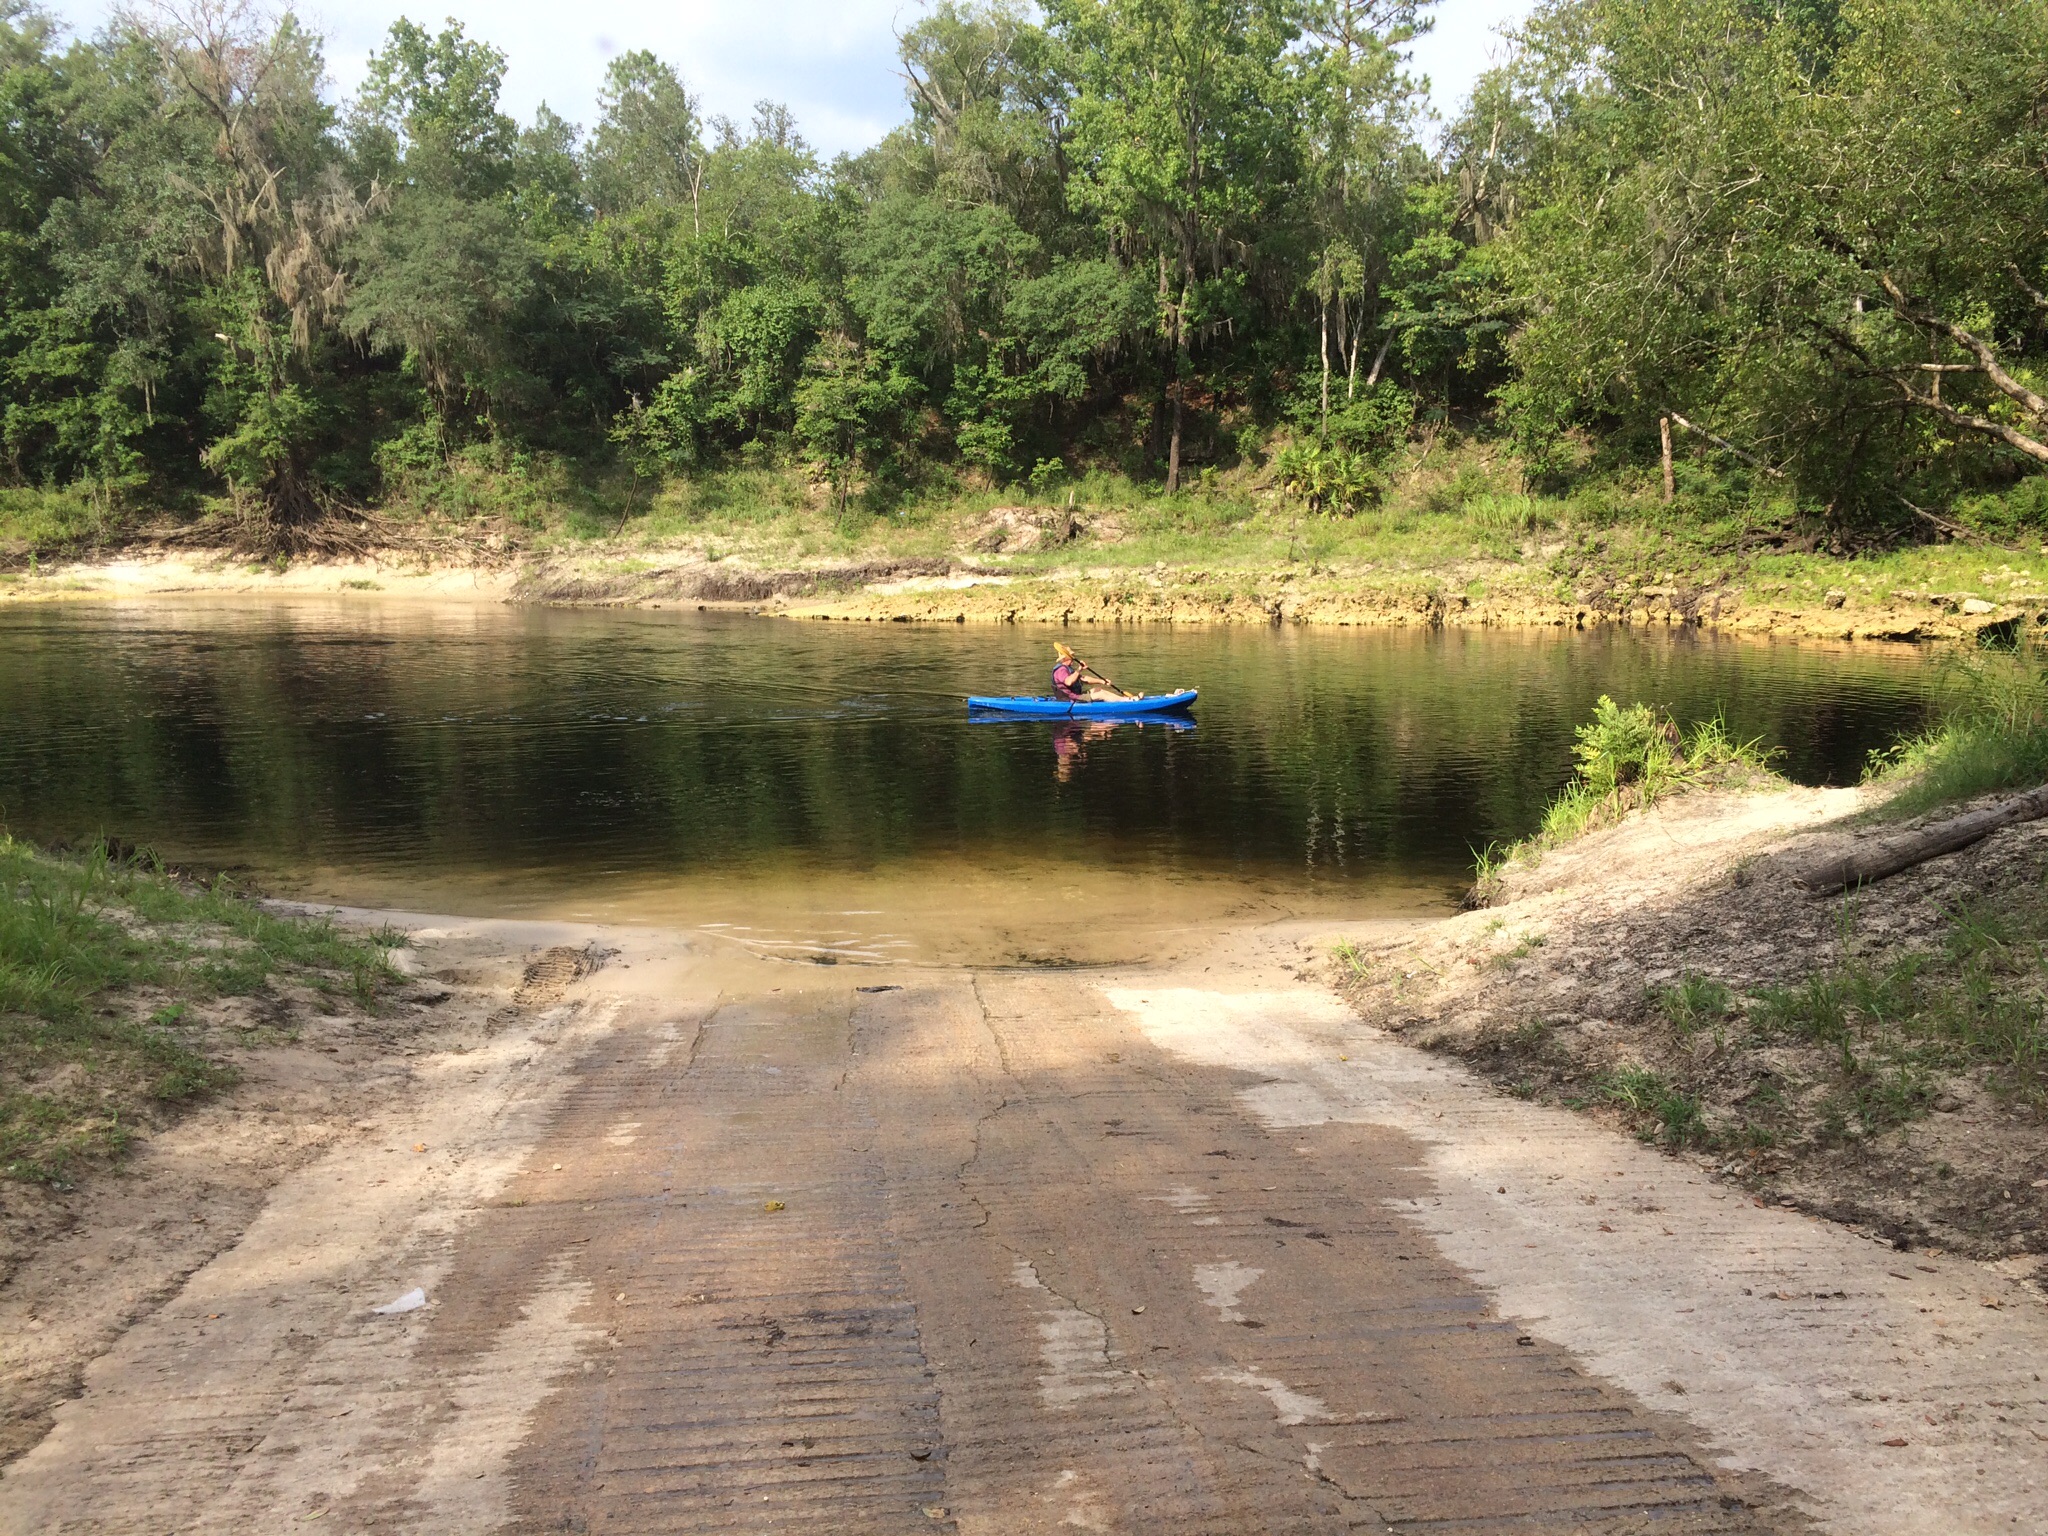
top-left (41, 0), bottom-right (1536, 157)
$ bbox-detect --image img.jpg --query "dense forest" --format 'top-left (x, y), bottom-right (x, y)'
top-left (1, 0), bottom-right (2045, 544)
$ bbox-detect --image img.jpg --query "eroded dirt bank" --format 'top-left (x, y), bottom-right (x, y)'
top-left (2, 902), bottom-right (2043, 1533)
top-left (4, 545), bottom-right (2032, 642)
top-left (1337, 785), bottom-right (2048, 1272)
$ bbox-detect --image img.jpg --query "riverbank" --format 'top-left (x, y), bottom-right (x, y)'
top-left (1335, 777), bottom-right (2048, 1277)
top-left (8, 437), bottom-right (2048, 638)
top-left (2, 534), bottom-right (2039, 642)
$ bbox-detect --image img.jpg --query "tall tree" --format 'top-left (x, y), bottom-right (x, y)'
top-left (141, 1), bottom-right (379, 532)
top-left (1497, 0), bottom-right (2048, 516)
top-left (586, 51), bottom-right (704, 227)
top-left (1048, 0), bottom-right (1304, 490)
top-left (1298, 0), bottom-right (1431, 424)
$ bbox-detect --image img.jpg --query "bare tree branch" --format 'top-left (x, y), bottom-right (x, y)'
top-left (1895, 380), bottom-right (2048, 464)
top-left (2009, 262), bottom-right (2048, 314)
top-left (1896, 494), bottom-right (1983, 543)
top-left (1878, 272), bottom-right (2048, 423)
top-left (1666, 412), bottom-right (1787, 477)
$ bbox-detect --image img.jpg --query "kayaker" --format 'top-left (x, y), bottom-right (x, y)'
top-left (1052, 642), bottom-right (1133, 702)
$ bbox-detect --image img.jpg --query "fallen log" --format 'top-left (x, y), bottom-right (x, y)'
top-left (1791, 784), bottom-right (2048, 894)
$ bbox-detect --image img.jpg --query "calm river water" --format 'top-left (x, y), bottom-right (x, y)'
top-left (0, 600), bottom-right (1934, 958)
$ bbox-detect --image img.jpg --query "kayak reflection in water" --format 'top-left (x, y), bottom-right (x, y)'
top-left (1052, 641), bottom-right (1136, 702)
top-left (1051, 720), bottom-right (1116, 782)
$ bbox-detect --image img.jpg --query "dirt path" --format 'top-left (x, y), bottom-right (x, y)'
top-left (3, 909), bottom-right (2044, 1534)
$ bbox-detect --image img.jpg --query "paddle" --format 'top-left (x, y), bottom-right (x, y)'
top-left (1073, 655), bottom-right (1135, 700)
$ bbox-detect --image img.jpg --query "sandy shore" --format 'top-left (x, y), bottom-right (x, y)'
top-left (3, 545), bottom-right (2027, 641)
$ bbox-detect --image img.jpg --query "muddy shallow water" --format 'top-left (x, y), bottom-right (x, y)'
top-left (0, 599), bottom-right (1933, 960)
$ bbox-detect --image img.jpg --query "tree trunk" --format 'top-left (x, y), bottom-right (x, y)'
top-left (1165, 259), bottom-right (1190, 493)
top-left (1341, 298), bottom-right (1361, 399)
top-left (1790, 785), bottom-right (2048, 894)
top-left (1319, 301), bottom-right (1330, 434)
top-left (1167, 371), bottom-right (1184, 493)
top-left (1660, 416), bottom-right (1675, 503)
top-left (1363, 329), bottom-right (1395, 390)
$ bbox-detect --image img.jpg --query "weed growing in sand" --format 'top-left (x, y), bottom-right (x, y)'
top-left (1835, 1063), bottom-right (1934, 1139)
top-left (0, 837), bottom-right (400, 1183)
top-left (1736, 884), bottom-right (2048, 1141)
top-left (1653, 973), bottom-right (1732, 1037)
top-left (1469, 842), bottom-right (1513, 902)
top-left (1488, 931), bottom-right (1547, 968)
top-left (1510, 1017), bottom-right (1553, 1047)
top-left (1330, 940), bottom-right (1370, 978)
top-left (1598, 1066), bottom-right (1707, 1147)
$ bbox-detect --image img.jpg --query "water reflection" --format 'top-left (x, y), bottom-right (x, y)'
top-left (969, 711), bottom-right (1197, 783)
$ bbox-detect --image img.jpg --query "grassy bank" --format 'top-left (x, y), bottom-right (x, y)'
top-left (0, 838), bottom-right (398, 1185)
top-left (1356, 664), bottom-right (2048, 1259)
top-left (1868, 650), bottom-right (2048, 817)
top-left (7, 438), bottom-right (2047, 638)
top-left (1580, 872), bottom-right (2048, 1156)
top-left (1481, 645), bottom-right (2048, 896)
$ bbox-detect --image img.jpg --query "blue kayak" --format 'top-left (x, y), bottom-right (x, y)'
top-left (966, 688), bottom-right (1197, 718)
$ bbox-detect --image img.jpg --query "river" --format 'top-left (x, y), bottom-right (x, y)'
top-left (0, 598), bottom-right (1932, 961)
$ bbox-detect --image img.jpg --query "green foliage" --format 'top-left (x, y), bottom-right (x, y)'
top-left (1599, 1065), bottom-right (1705, 1147)
top-left (793, 332), bottom-right (916, 519)
top-left (1276, 438), bottom-right (1381, 514)
top-left (349, 17), bottom-right (518, 199)
top-left (1869, 648), bottom-right (2048, 815)
top-left (1539, 698), bottom-right (1771, 843)
top-left (0, 483), bottom-right (118, 557)
top-left (1653, 972), bottom-right (1731, 1038)
top-left (1742, 884), bottom-right (2048, 1129)
top-left (1495, 0), bottom-right (2048, 524)
top-left (1471, 696), bottom-right (1776, 887)
top-left (2, 0), bottom-right (2041, 540)
top-left (1953, 480), bottom-right (2048, 542)
top-left (585, 51), bottom-right (705, 219)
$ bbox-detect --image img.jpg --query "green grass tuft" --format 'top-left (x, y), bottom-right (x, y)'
top-left (1599, 1065), bottom-right (1707, 1147)
top-left (1869, 648), bottom-right (2048, 816)
top-left (0, 836), bottom-right (400, 1183)
top-left (1474, 698), bottom-right (1777, 887)
top-left (1653, 972), bottom-right (1732, 1037)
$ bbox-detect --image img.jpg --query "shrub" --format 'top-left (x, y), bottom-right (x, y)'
top-left (1539, 698), bottom-right (1769, 843)
top-left (1472, 698), bottom-right (1775, 891)
top-left (1952, 477), bottom-right (2048, 541)
top-left (1276, 438), bottom-right (1384, 515)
